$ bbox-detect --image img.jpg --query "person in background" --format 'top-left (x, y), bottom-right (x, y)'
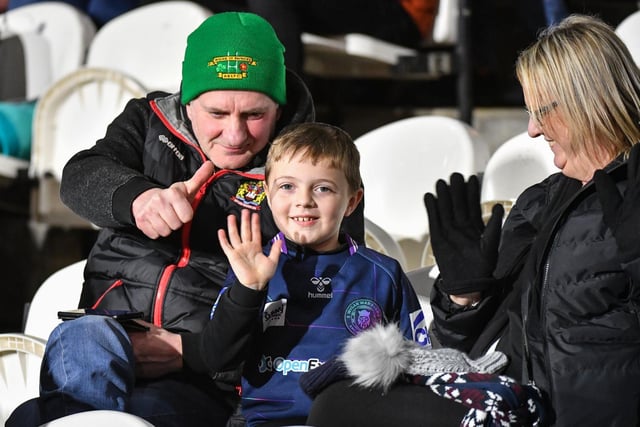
top-left (542, 0), bottom-right (569, 24)
top-left (134, 122), bottom-right (429, 426)
top-left (139, 0), bottom-right (249, 14)
top-left (306, 14), bottom-right (640, 426)
top-left (246, 0), bottom-right (438, 77)
top-left (7, 12), bottom-right (363, 427)
top-left (6, 0), bottom-right (141, 27)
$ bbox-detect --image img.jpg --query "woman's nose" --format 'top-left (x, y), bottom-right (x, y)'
top-left (527, 117), bottom-right (542, 138)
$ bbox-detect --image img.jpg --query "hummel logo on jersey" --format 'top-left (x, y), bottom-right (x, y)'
top-left (310, 276), bottom-right (331, 291)
top-left (308, 276), bottom-right (332, 299)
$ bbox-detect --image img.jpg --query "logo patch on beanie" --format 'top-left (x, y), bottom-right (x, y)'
top-left (208, 52), bottom-right (257, 80)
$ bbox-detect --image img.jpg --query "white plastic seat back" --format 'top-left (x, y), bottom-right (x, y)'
top-left (0, 153), bottom-right (29, 179)
top-left (1, 333), bottom-right (154, 426)
top-left (0, 31), bottom-right (51, 100)
top-left (420, 132), bottom-right (556, 274)
top-left (29, 67), bottom-right (147, 229)
top-left (41, 410), bottom-right (155, 426)
top-left (480, 132), bottom-right (559, 205)
top-left (86, 1), bottom-right (212, 93)
top-left (616, 10), bottom-right (640, 66)
top-left (0, 1), bottom-right (97, 87)
top-left (0, 333), bottom-right (46, 425)
top-left (4, 260), bottom-right (149, 426)
top-left (405, 266), bottom-right (436, 327)
top-left (31, 67), bottom-right (147, 182)
top-left (355, 115), bottom-right (489, 269)
top-left (23, 259), bottom-right (87, 341)
top-left (364, 217), bottom-right (408, 270)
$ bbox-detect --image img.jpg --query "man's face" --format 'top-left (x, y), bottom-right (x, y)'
top-left (186, 90), bottom-right (280, 170)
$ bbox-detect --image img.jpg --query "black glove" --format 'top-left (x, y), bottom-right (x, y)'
top-left (424, 173), bottom-right (504, 295)
top-left (594, 144), bottom-right (640, 265)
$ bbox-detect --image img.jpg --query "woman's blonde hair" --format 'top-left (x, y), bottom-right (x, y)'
top-left (516, 14), bottom-right (640, 161)
top-left (265, 122), bottom-right (362, 193)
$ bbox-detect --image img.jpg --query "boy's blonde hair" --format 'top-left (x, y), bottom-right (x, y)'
top-left (265, 123), bottom-right (362, 193)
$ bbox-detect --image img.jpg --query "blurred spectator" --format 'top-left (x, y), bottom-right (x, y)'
top-left (187, 0), bottom-right (247, 12)
top-left (141, 0), bottom-right (248, 13)
top-left (7, 0), bottom-right (141, 27)
top-left (565, 0), bottom-right (639, 26)
top-left (542, 0), bottom-right (569, 24)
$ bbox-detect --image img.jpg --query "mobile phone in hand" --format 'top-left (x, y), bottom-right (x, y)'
top-left (57, 308), bottom-right (149, 331)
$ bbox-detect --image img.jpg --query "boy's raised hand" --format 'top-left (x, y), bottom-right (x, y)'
top-left (218, 209), bottom-right (282, 290)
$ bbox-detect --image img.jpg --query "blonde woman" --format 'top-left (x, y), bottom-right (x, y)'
top-left (307, 14), bottom-right (640, 426)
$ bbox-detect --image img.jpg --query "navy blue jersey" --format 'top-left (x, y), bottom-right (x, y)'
top-left (181, 233), bottom-right (429, 425)
top-left (238, 233), bottom-right (429, 424)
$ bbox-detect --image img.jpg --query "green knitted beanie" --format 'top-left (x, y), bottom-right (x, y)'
top-left (181, 12), bottom-right (286, 105)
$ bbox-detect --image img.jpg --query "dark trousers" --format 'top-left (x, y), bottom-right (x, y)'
top-left (306, 379), bottom-right (469, 426)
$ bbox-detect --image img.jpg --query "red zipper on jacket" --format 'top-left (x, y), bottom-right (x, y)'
top-left (148, 99), bottom-right (265, 326)
top-left (150, 99), bottom-right (208, 326)
top-left (152, 177), bottom-right (205, 326)
top-left (91, 280), bottom-right (123, 309)
top-left (151, 168), bottom-right (265, 326)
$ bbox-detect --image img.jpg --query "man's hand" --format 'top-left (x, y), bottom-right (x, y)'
top-left (132, 161), bottom-right (215, 239)
top-left (218, 209), bottom-right (282, 291)
top-left (129, 321), bottom-right (183, 378)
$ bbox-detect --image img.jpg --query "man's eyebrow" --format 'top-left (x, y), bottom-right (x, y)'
top-left (242, 106), bottom-right (270, 114)
top-left (204, 104), bottom-right (272, 114)
top-left (204, 105), bottom-right (228, 113)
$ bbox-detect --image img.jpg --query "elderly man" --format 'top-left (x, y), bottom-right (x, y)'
top-left (8, 12), bottom-right (363, 427)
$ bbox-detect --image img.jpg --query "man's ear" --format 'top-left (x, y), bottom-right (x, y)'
top-left (344, 188), bottom-right (364, 217)
top-left (185, 102), bottom-right (193, 121)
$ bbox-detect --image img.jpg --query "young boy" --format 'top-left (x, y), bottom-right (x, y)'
top-left (179, 122), bottom-right (430, 426)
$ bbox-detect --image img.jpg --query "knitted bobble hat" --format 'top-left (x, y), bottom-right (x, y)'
top-left (181, 12), bottom-right (286, 105)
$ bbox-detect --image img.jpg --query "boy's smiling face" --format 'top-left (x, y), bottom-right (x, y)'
top-left (265, 153), bottom-right (363, 252)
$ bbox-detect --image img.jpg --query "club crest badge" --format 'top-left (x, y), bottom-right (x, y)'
top-left (344, 298), bottom-right (383, 335)
top-left (232, 180), bottom-right (266, 210)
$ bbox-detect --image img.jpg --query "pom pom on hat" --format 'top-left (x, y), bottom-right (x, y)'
top-left (181, 12), bottom-right (286, 105)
